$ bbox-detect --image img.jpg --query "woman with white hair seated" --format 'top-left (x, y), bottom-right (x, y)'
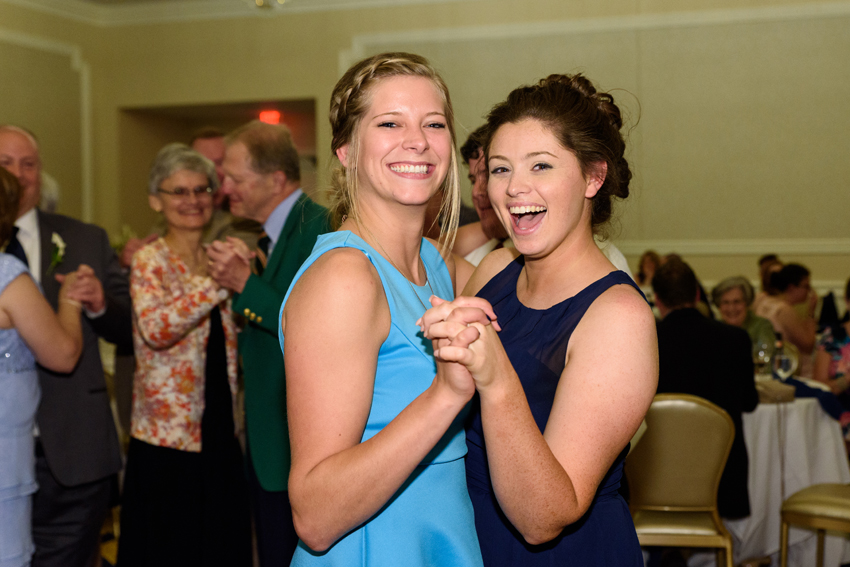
top-left (117, 143), bottom-right (251, 567)
top-left (712, 276), bottom-right (776, 352)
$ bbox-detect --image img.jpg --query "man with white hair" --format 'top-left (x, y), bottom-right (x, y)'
top-left (0, 125), bottom-right (132, 567)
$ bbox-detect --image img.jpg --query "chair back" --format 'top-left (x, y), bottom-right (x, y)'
top-left (626, 393), bottom-right (735, 512)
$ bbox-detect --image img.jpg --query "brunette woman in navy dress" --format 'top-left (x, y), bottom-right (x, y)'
top-left (421, 74), bottom-right (658, 565)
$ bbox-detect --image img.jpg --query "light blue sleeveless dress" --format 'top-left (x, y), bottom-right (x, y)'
top-left (279, 231), bottom-right (482, 567)
top-left (0, 255), bottom-right (39, 567)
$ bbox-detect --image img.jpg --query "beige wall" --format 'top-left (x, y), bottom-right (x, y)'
top-left (0, 0), bottom-right (847, 293)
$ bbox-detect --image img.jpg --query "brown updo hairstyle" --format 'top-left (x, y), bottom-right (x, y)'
top-left (0, 167), bottom-right (22, 248)
top-left (328, 52), bottom-right (460, 251)
top-left (483, 73), bottom-right (632, 236)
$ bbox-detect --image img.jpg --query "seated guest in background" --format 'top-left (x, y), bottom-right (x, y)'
top-left (653, 259), bottom-right (758, 520)
top-left (636, 249), bottom-right (661, 288)
top-left (0, 167), bottom-right (84, 567)
top-left (117, 144), bottom-right (251, 567)
top-left (815, 278), bottom-right (850, 405)
top-left (752, 254), bottom-right (782, 312)
top-left (453, 125), bottom-right (510, 265)
top-left (664, 253), bottom-right (714, 319)
top-left (711, 276), bottom-right (776, 351)
top-left (755, 263), bottom-right (817, 377)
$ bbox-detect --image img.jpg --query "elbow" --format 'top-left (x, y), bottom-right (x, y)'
top-left (289, 487), bottom-right (340, 553)
top-left (516, 513), bottom-right (583, 546)
top-left (518, 523), bottom-right (568, 546)
top-left (49, 339), bottom-right (82, 374)
top-left (513, 499), bottom-right (590, 546)
top-left (292, 511), bottom-right (335, 553)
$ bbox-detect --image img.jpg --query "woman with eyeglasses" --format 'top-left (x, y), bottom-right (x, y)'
top-left (117, 143), bottom-right (251, 567)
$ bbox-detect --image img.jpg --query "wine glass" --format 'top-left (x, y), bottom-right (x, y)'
top-left (774, 345), bottom-right (799, 381)
top-left (753, 340), bottom-right (773, 382)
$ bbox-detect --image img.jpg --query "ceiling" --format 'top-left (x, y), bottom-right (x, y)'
top-left (3, 0), bottom-right (478, 25)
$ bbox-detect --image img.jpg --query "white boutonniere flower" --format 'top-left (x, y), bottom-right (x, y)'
top-left (49, 232), bottom-right (66, 273)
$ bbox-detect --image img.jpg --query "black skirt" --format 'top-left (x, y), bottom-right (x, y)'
top-left (117, 307), bottom-right (251, 567)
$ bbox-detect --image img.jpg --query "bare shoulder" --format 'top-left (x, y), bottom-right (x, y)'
top-left (283, 247), bottom-right (389, 338)
top-left (584, 282), bottom-right (656, 334)
top-left (452, 222), bottom-right (487, 257)
top-left (288, 248), bottom-right (384, 311)
top-left (463, 247), bottom-right (521, 296)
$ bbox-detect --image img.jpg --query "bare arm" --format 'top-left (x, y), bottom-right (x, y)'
top-left (425, 285), bottom-right (658, 543)
top-left (282, 249), bottom-right (475, 551)
top-left (775, 303), bottom-right (816, 353)
top-left (0, 273), bottom-right (82, 373)
top-left (452, 222), bottom-right (489, 258)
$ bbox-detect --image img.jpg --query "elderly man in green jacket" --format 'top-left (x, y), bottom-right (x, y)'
top-left (208, 120), bottom-right (330, 566)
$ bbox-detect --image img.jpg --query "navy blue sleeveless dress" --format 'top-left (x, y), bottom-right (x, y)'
top-left (466, 258), bottom-right (644, 566)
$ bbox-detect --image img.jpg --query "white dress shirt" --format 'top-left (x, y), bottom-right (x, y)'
top-left (14, 207), bottom-right (41, 283)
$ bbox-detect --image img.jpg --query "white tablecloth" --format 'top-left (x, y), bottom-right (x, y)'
top-left (690, 398), bottom-right (850, 567)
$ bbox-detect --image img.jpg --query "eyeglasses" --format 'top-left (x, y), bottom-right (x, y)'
top-left (157, 186), bottom-right (214, 198)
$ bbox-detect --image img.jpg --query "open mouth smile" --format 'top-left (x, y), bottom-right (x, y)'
top-left (508, 204), bottom-right (547, 232)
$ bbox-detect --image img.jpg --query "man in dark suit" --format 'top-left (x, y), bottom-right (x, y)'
top-left (0, 125), bottom-right (132, 566)
top-left (652, 259), bottom-right (758, 519)
top-left (208, 120), bottom-right (330, 566)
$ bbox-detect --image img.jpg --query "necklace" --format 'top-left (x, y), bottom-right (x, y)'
top-left (358, 222), bottom-right (435, 312)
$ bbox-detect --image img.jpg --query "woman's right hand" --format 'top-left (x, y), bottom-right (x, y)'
top-left (422, 296), bottom-right (511, 393)
top-left (57, 269), bottom-right (81, 306)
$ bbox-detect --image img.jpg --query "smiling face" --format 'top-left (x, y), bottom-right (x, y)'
top-left (718, 287), bottom-right (748, 327)
top-left (0, 129), bottom-right (41, 218)
top-left (487, 119), bottom-right (603, 258)
top-left (339, 75), bottom-right (451, 217)
top-left (221, 141), bottom-right (281, 224)
top-left (149, 169), bottom-right (213, 232)
top-left (468, 149), bottom-right (508, 241)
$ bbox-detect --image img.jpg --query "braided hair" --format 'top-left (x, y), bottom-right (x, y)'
top-left (328, 52), bottom-right (460, 250)
top-left (484, 73), bottom-right (632, 237)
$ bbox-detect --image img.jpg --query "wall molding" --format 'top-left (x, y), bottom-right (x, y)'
top-left (339, 1), bottom-right (850, 71)
top-left (614, 239), bottom-right (850, 257)
top-left (0, 0), bottom-right (480, 26)
top-left (0, 27), bottom-right (93, 222)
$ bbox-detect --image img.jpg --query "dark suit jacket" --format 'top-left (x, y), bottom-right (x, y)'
top-left (656, 308), bottom-right (758, 519)
top-left (233, 194), bottom-right (330, 492)
top-left (35, 210), bottom-right (132, 487)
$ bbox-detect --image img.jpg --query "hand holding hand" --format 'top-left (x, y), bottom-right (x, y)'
top-left (56, 264), bottom-right (105, 313)
top-left (417, 295), bottom-right (500, 336)
top-left (207, 239), bottom-right (253, 293)
top-left (421, 296), bottom-right (510, 392)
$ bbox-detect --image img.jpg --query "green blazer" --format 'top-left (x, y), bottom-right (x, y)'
top-left (233, 193), bottom-right (331, 492)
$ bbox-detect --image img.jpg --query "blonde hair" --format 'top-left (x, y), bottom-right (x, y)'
top-left (328, 52), bottom-right (459, 252)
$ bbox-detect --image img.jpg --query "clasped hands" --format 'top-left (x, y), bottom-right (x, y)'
top-left (206, 237), bottom-right (254, 293)
top-left (418, 296), bottom-right (503, 391)
top-left (56, 264), bottom-right (105, 313)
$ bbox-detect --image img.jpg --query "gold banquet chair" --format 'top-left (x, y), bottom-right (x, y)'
top-left (780, 483), bottom-right (850, 567)
top-left (625, 394), bottom-right (735, 567)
